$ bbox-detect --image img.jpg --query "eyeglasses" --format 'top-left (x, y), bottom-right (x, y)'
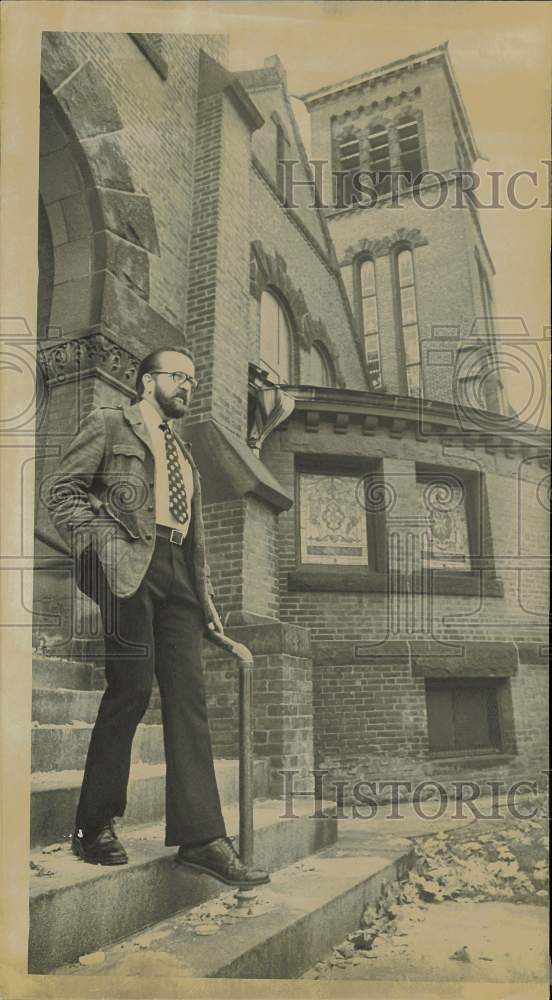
top-left (150, 371), bottom-right (198, 390)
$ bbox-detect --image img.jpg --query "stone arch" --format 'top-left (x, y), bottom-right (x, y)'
top-left (250, 240), bottom-right (345, 387)
top-left (39, 33), bottom-right (160, 342)
top-left (340, 227), bottom-right (428, 266)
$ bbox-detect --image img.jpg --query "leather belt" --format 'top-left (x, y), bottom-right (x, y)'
top-left (155, 524), bottom-right (189, 546)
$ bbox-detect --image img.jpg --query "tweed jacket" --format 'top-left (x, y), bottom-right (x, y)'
top-left (48, 402), bottom-right (218, 628)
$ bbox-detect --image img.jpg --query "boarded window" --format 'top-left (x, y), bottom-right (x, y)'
top-left (426, 679), bottom-right (502, 753)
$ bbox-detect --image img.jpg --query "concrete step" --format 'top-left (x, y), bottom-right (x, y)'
top-left (32, 687), bottom-right (161, 726)
top-left (32, 656), bottom-right (98, 691)
top-left (31, 722), bottom-right (165, 773)
top-left (47, 822), bottom-right (413, 980)
top-left (29, 800), bottom-right (338, 974)
top-left (30, 758), bottom-right (270, 850)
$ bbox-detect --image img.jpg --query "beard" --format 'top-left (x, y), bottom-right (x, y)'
top-left (153, 383), bottom-right (189, 419)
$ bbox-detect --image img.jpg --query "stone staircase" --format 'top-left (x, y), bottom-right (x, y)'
top-left (29, 653), bottom-right (339, 975)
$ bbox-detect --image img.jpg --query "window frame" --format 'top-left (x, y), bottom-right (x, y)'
top-left (393, 244), bottom-right (423, 397)
top-left (425, 677), bottom-right (505, 756)
top-left (289, 454), bottom-right (388, 590)
top-left (258, 286), bottom-right (294, 385)
top-left (415, 462), bottom-right (502, 596)
top-left (355, 255), bottom-right (383, 389)
top-left (396, 116), bottom-right (423, 184)
top-left (335, 132), bottom-right (361, 208)
top-left (367, 125), bottom-right (392, 195)
top-left (306, 341), bottom-right (335, 388)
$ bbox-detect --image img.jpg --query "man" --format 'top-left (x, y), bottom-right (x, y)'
top-left (47, 346), bottom-right (269, 888)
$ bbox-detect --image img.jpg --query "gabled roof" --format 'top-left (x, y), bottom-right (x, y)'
top-left (299, 42), bottom-right (481, 162)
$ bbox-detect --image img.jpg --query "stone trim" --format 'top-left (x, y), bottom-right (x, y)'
top-left (250, 240), bottom-right (346, 388)
top-left (252, 156), bottom-right (333, 271)
top-left (251, 156), bottom-right (364, 368)
top-left (129, 33), bottom-right (168, 80)
top-left (38, 331), bottom-right (140, 393)
top-left (40, 32), bottom-right (160, 329)
top-left (331, 86), bottom-right (422, 127)
top-left (340, 228), bottom-right (428, 266)
top-left (410, 640), bottom-right (518, 677)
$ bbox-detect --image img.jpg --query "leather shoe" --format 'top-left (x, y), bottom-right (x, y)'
top-left (72, 820), bottom-right (128, 866)
top-left (176, 837), bottom-right (270, 887)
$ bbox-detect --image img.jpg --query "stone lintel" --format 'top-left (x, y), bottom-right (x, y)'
top-left (312, 639), bottom-right (409, 667)
top-left (410, 640), bottom-right (518, 677)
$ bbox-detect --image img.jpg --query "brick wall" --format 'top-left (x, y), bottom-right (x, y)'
top-left (203, 622), bottom-right (314, 792)
top-left (184, 86), bottom-right (252, 438)
top-left (262, 413), bottom-right (548, 788)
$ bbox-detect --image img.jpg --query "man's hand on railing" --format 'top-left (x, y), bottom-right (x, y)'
top-left (205, 629), bottom-right (254, 664)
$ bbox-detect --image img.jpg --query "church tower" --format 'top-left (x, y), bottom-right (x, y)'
top-left (302, 42), bottom-right (506, 416)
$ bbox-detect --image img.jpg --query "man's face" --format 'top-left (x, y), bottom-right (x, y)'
top-left (146, 351), bottom-right (196, 419)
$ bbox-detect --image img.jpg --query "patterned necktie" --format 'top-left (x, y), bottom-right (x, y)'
top-left (159, 422), bottom-right (189, 525)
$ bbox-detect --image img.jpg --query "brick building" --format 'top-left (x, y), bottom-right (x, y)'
top-left (35, 32), bottom-right (549, 813)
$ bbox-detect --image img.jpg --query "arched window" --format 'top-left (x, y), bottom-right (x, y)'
top-left (396, 248), bottom-right (421, 397)
top-left (307, 342), bottom-right (334, 387)
top-left (359, 258), bottom-right (382, 388)
top-left (259, 290), bottom-right (292, 384)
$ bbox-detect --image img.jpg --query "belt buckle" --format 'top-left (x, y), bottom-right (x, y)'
top-left (169, 528), bottom-right (185, 546)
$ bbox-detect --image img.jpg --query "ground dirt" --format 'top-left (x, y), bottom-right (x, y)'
top-left (303, 797), bottom-right (549, 983)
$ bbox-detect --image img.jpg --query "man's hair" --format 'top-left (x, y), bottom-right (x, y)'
top-left (135, 345), bottom-right (195, 399)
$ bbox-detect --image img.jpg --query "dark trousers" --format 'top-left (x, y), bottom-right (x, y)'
top-left (75, 535), bottom-right (227, 847)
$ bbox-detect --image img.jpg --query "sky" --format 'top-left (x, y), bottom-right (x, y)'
top-left (211, 1), bottom-right (550, 425)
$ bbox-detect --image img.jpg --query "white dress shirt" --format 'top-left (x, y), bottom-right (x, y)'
top-left (139, 398), bottom-right (194, 534)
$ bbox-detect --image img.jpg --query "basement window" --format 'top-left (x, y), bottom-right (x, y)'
top-left (425, 678), bottom-right (503, 754)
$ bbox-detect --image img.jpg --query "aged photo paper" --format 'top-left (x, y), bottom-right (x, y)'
top-left (0, 2), bottom-right (550, 998)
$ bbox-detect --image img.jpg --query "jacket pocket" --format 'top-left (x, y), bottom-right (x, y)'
top-left (102, 501), bottom-right (140, 539)
top-left (112, 444), bottom-right (146, 461)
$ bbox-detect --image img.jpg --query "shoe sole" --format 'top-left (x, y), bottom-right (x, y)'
top-left (175, 857), bottom-right (270, 887)
top-left (71, 842), bottom-right (128, 866)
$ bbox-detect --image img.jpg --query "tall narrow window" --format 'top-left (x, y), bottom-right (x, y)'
top-left (359, 258), bottom-right (381, 388)
top-left (259, 290), bottom-right (292, 384)
top-left (397, 118), bottom-right (422, 183)
top-left (368, 126), bottom-right (391, 194)
top-left (336, 134), bottom-right (360, 206)
top-left (396, 248), bottom-right (421, 396)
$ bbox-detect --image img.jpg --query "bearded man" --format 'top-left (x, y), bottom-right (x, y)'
top-left (48, 346), bottom-right (268, 888)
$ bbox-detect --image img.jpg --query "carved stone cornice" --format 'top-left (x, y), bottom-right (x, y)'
top-left (331, 86), bottom-right (421, 128)
top-left (340, 227), bottom-right (428, 266)
top-left (38, 331), bottom-right (140, 394)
